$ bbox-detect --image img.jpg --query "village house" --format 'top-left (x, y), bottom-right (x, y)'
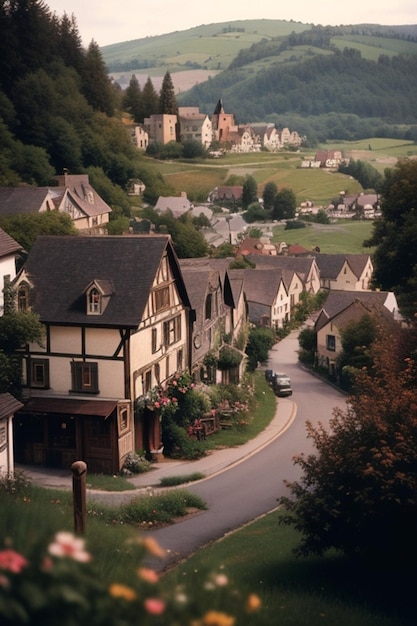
top-left (246, 254), bottom-right (322, 295)
top-left (0, 174), bottom-right (112, 234)
top-left (178, 259), bottom-right (244, 385)
top-left (130, 124), bottom-right (149, 151)
top-left (12, 235), bottom-right (192, 473)
top-left (313, 253), bottom-right (374, 291)
top-left (154, 192), bottom-right (193, 218)
top-left (230, 267), bottom-right (291, 331)
top-left (314, 290), bottom-right (400, 375)
top-left (178, 107), bottom-right (213, 148)
top-left (0, 393), bottom-right (23, 477)
top-left (0, 227), bottom-right (24, 315)
top-left (143, 113), bottom-right (178, 145)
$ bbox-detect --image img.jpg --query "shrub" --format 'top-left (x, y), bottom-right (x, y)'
top-left (122, 452), bottom-right (152, 475)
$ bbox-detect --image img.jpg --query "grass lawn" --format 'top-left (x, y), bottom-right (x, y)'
top-left (161, 510), bottom-right (415, 626)
top-left (3, 370), bottom-right (415, 624)
top-left (272, 220), bottom-right (375, 254)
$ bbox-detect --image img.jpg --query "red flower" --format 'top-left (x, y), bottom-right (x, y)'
top-left (0, 549), bottom-right (28, 573)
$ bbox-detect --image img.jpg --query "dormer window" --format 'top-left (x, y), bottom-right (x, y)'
top-left (84, 279), bottom-right (113, 316)
top-left (88, 288), bottom-right (101, 314)
top-left (17, 282), bottom-right (29, 312)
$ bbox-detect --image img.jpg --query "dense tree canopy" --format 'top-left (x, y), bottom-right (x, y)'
top-left (364, 158), bottom-right (417, 319)
top-left (272, 188), bottom-right (297, 220)
top-left (280, 325), bottom-right (417, 566)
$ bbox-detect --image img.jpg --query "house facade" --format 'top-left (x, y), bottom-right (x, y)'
top-left (178, 107), bottom-right (213, 148)
top-left (313, 254), bottom-right (374, 291)
top-left (0, 393), bottom-right (23, 477)
top-left (314, 290), bottom-right (400, 374)
top-left (179, 259), bottom-right (237, 383)
top-left (247, 254), bottom-right (322, 295)
top-left (231, 268), bottom-right (291, 330)
top-left (12, 235), bottom-right (191, 473)
top-left (143, 113), bottom-right (178, 145)
top-left (0, 227), bottom-right (24, 315)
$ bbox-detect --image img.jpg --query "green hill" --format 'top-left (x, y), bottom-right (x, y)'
top-left (102, 21), bottom-right (417, 142)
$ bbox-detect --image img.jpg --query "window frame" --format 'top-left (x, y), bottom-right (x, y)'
top-left (30, 358), bottom-right (50, 389)
top-left (326, 334), bottom-right (336, 352)
top-left (163, 315), bottom-right (182, 346)
top-left (71, 361), bottom-right (99, 394)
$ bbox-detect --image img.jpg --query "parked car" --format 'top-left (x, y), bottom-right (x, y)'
top-left (272, 372), bottom-right (292, 397)
top-left (265, 369), bottom-right (275, 385)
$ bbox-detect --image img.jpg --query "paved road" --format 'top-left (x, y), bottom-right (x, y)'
top-left (144, 331), bottom-right (347, 571)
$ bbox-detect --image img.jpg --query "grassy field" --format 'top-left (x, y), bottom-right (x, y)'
top-left (272, 220), bottom-right (375, 254)
top-left (149, 139), bottom-right (417, 206)
top-left (161, 511), bottom-right (415, 626)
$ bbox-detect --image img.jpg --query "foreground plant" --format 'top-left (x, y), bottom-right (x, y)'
top-left (0, 531), bottom-right (261, 625)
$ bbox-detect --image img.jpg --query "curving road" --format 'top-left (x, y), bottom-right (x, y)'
top-left (144, 330), bottom-right (347, 571)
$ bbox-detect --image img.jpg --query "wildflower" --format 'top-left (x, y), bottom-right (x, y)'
top-left (142, 536), bottom-right (166, 558)
top-left (109, 583), bottom-right (137, 601)
top-left (245, 593), bottom-right (262, 613)
top-left (138, 567), bottom-right (159, 583)
top-left (193, 610), bottom-right (236, 626)
top-left (214, 573), bottom-right (229, 586)
top-left (0, 549), bottom-right (28, 573)
top-left (144, 597), bottom-right (166, 615)
top-left (48, 531), bottom-right (91, 562)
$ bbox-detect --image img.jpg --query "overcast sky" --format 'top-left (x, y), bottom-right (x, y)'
top-left (45, 0), bottom-right (416, 47)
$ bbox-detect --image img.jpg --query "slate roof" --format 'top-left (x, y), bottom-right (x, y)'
top-left (315, 290), bottom-right (393, 331)
top-left (0, 227), bottom-right (23, 259)
top-left (0, 393), bottom-right (23, 420)
top-left (230, 268), bottom-right (286, 306)
top-left (154, 195), bottom-right (193, 218)
top-left (246, 254), bottom-right (317, 281)
top-left (313, 253), bottom-right (371, 280)
top-left (21, 235), bottom-right (190, 327)
top-left (0, 187), bottom-right (52, 216)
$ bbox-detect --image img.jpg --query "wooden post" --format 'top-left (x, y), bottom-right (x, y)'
top-left (71, 460), bottom-right (87, 535)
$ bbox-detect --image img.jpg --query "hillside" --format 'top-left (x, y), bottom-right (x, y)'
top-left (102, 20), bottom-right (417, 142)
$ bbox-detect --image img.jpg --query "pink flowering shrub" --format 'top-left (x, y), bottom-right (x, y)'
top-left (0, 532), bottom-right (261, 625)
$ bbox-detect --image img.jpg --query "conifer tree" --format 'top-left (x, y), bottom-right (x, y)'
top-left (123, 74), bottom-right (143, 123)
top-left (141, 76), bottom-right (160, 120)
top-left (159, 71), bottom-right (177, 115)
top-left (82, 40), bottom-right (115, 116)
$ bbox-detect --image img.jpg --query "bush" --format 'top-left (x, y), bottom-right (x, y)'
top-left (122, 451), bottom-right (152, 475)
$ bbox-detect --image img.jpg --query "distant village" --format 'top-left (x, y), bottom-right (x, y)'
top-left (130, 98), bottom-right (305, 154)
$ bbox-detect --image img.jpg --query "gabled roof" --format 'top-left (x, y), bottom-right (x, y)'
top-left (20, 235), bottom-right (190, 327)
top-left (154, 195), bottom-right (193, 217)
top-left (0, 227), bottom-right (23, 259)
top-left (0, 393), bottom-right (23, 420)
top-left (315, 290), bottom-right (394, 331)
top-left (313, 253), bottom-right (371, 280)
top-left (246, 254), bottom-right (317, 281)
top-left (0, 187), bottom-right (53, 216)
top-left (230, 268), bottom-right (287, 307)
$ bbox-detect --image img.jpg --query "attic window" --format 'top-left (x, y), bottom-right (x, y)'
top-left (17, 282), bottom-right (29, 312)
top-left (88, 287), bottom-right (101, 314)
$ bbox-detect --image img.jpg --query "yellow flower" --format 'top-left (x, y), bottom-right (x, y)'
top-left (142, 536), bottom-right (166, 558)
top-left (137, 567), bottom-right (159, 583)
top-left (245, 593), bottom-right (262, 613)
top-left (199, 610), bottom-right (236, 626)
top-left (108, 583), bottom-right (137, 602)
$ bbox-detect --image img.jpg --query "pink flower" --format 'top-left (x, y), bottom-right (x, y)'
top-left (138, 567), bottom-right (159, 583)
top-left (48, 531), bottom-right (91, 562)
top-left (154, 401), bottom-right (160, 409)
top-left (0, 549), bottom-right (28, 573)
top-left (144, 597), bottom-right (166, 615)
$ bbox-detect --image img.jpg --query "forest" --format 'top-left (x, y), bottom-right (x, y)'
top-left (0, 0), bottom-right (174, 216)
top-left (179, 25), bottom-right (417, 143)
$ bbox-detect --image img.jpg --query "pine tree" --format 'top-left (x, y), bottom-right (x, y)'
top-left (141, 76), bottom-right (160, 120)
top-left (123, 74), bottom-right (143, 123)
top-left (159, 71), bottom-right (177, 115)
top-left (81, 40), bottom-right (116, 116)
